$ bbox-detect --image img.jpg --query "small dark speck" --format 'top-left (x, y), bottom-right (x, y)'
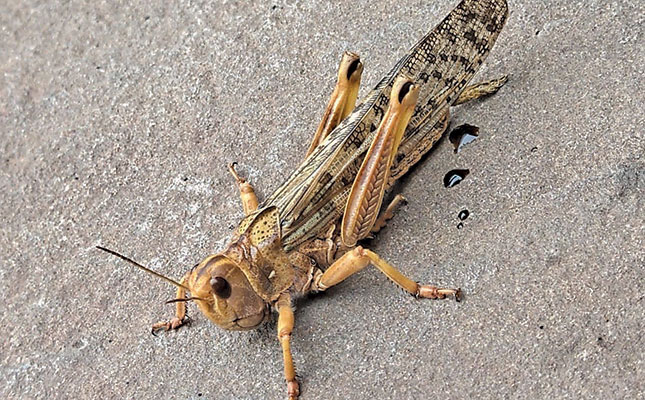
top-left (144, 16), bottom-right (150, 21)
top-left (228, 224), bottom-right (235, 230)
top-left (530, 146), bottom-right (538, 152)
top-left (125, 381), bottom-right (129, 385)
top-left (597, 335), bottom-right (609, 349)
top-left (457, 222), bottom-right (464, 229)
top-left (182, 176), bottom-right (188, 182)
top-left (535, 30), bottom-right (540, 36)
top-left (271, 5), bottom-right (278, 10)
top-left (539, 325), bottom-right (544, 329)
top-left (108, 339), bottom-right (113, 343)
top-left (198, 394), bottom-right (203, 397)
top-left (96, 66), bottom-right (101, 70)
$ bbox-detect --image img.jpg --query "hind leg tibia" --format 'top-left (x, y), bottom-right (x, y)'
top-left (455, 75), bottom-right (508, 105)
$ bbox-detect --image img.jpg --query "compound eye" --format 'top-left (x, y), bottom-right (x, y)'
top-left (210, 277), bottom-right (231, 299)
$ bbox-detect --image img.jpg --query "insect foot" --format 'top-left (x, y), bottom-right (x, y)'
top-left (287, 380), bottom-right (300, 400)
top-left (151, 316), bottom-right (188, 335)
top-left (417, 285), bottom-right (462, 302)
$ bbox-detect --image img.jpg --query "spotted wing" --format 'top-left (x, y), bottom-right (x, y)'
top-left (264, 0), bottom-right (509, 250)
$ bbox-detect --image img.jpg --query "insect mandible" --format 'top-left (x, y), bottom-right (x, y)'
top-left (98, 1), bottom-right (509, 398)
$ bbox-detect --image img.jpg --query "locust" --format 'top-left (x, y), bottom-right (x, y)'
top-left (97, 0), bottom-right (509, 398)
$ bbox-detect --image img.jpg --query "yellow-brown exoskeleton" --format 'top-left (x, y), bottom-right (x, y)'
top-left (97, 1), bottom-right (509, 398)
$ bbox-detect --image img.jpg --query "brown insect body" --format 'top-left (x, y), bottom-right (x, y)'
top-left (98, 1), bottom-right (509, 398)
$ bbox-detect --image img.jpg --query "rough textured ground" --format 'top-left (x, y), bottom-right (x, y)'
top-left (1, 1), bottom-right (643, 399)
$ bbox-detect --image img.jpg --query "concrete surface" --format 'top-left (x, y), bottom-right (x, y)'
top-left (1, 0), bottom-right (643, 399)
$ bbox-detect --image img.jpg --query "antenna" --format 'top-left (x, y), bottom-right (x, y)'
top-left (96, 246), bottom-right (191, 292)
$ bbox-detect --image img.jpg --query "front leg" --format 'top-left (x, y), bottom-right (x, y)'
top-left (228, 162), bottom-right (259, 215)
top-left (305, 52), bottom-right (363, 157)
top-left (276, 293), bottom-right (299, 400)
top-left (151, 271), bottom-right (191, 334)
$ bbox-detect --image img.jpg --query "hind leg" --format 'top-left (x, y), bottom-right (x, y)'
top-left (455, 75), bottom-right (508, 105)
top-left (305, 52), bottom-right (363, 157)
top-left (370, 194), bottom-right (408, 235)
top-left (341, 76), bottom-right (419, 246)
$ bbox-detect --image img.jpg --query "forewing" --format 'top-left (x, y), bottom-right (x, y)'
top-left (266, 0), bottom-right (509, 249)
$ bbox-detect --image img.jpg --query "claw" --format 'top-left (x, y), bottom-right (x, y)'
top-left (151, 317), bottom-right (186, 335)
top-left (287, 380), bottom-right (300, 400)
top-left (228, 162), bottom-right (246, 184)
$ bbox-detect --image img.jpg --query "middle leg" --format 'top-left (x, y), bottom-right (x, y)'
top-left (313, 246), bottom-right (461, 300)
top-left (276, 293), bottom-right (299, 400)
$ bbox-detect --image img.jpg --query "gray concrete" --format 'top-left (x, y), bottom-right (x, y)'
top-left (1, 0), bottom-right (643, 399)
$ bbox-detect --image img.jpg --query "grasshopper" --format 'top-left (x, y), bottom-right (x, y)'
top-left (97, 0), bottom-right (509, 398)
